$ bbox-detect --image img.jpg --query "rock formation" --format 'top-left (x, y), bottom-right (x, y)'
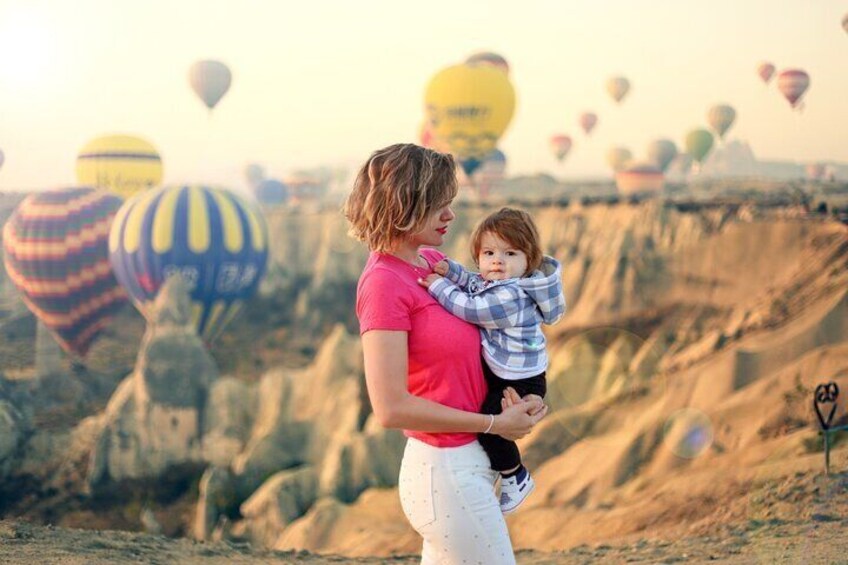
top-left (87, 275), bottom-right (218, 486)
top-left (0, 197), bottom-right (846, 557)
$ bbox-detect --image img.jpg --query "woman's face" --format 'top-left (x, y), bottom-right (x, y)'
top-left (409, 201), bottom-right (455, 248)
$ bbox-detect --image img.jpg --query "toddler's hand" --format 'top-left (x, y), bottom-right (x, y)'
top-left (522, 394), bottom-right (546, 416)
top-left (501, 387), bottom-right (522, 411)
top-left (433, 260), bottom-right (449, 276)
top-left (417, 273), bottom-right (442, 288)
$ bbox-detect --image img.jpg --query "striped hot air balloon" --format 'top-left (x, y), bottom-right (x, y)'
top-left (2, 187), bottom-right (127, 357)
top-left (776, 69), bottom-right (810, 109)
top-left (76, 134), bottom-right (163, 200)
top-left (108, 185), bottom-right (268, 342)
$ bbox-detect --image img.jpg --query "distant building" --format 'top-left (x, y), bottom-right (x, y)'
top-left (283, 170), bottom-right (330, 203)
top-left (701, 140), bottom-right (758, 178)
top-left (697, 139), bottom-right (845, 181)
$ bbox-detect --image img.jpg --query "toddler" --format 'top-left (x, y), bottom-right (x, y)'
top-left (419, 207), bottom-right (565, 513)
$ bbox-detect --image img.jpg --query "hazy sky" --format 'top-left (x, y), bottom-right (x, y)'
top-left (0, 0), bottom-right (845, 192)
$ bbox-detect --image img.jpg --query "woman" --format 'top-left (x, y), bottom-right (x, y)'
top-left (344, 143), bottom-right (547, 564)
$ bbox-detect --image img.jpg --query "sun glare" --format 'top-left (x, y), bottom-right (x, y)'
top-left (0, 10), bottom-right (54, 88)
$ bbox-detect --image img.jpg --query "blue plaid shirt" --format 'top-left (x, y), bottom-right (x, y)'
top-left (428, 256), bottom-right (566, 380)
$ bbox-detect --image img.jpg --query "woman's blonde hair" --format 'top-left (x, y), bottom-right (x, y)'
top-left (470, 207), bottom-right (543, 275)
top-left (344, 143), bottom-right (458, 253)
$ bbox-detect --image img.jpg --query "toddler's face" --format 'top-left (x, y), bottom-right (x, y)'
top-left (478, 232), bottom-right (528, 281)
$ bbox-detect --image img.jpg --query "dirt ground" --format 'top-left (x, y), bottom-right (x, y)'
top-left (3, 469), bottom-right (848, 565)
top-left (1, 520), bottom-right (846, 564)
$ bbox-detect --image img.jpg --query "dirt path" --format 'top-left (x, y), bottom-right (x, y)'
top-left (2, 517), bottom-right (847, 565)
top-left (4, 465), bottom-right (848, 564)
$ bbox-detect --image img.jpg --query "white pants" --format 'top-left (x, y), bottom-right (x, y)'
top-left (398, 437), bottom-right (516, 565)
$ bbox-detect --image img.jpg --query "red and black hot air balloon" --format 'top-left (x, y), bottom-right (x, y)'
top-left (2, 187), bottom-right (127, 357)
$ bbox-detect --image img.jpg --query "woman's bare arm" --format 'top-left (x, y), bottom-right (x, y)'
top-left (362, 330), bottom-right (546, 440)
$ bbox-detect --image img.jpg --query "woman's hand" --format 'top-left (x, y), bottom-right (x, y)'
top-left (500, 388), bottom-right (546, 416)
top-left (491, 392), bottom-right (548, 441)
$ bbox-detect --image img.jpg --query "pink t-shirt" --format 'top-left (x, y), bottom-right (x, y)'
top-left (356, 248), bottom-right (487, 448)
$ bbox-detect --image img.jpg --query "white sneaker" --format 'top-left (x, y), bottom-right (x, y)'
top-left (499, 468), bottom-right (535, 514)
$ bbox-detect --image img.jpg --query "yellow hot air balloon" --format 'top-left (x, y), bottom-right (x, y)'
top-left (424, 64), bottom-right (516, 176)
top-left (76, 135), bottom-right (163, 200)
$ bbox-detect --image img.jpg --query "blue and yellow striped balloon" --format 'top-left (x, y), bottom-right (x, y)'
top-left (108, 185), bottom-right (269, 342)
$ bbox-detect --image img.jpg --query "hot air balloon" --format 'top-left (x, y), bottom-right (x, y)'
top-left (646, 139), bottom-right (678, 173)
top-left (189, 60), bottom-right (232, 111)
top-left (805, 163), bottom-right (826, 181)
top-left (2, 187), bottom-right (127, 357)
top-left (474, 148), bottom-right (506, 186)
top-left (606, 146), bottom-right (633, 173)
top-left (707, 104), bottom-right (736, 140)
top-left (471, 148), bottom-right (507, 196)
top-left (424, 64), bottom-right (516, 177)
top-left (776, 69), bottom-right (810, 109)
top-left (464, 51), bottom-right (510, 75)
top-left (606, 76), bottom-right (630, 104)
top-left (76, 135), bottom-right (163, 200)
top-left (109, 185), bottom-right (268, 342)
top-left (615, 162), bottom-right (664, 196)
top-left (0, 149), bottom-right (4, 170)
top-left (474, 148), bottom-right (506, 180)
top-left (842, 12), bottom-right (848, 34)
top-left (667, 154), bottom-right (693, 179)
top-left (685, 129), bottom-right (714, 164)
top-left (244, 164), bottom-right (266, 189)
top-left (549, 135), bottom-right (572, 162)
top-left (418, 120), bottom-right (450, 153)
top-left (579, 112), bottom-right (598, 135)
top-left (757, 62), bottom-right (775, 84)
top-left (254, 179), bottom-right (288, 206)
top-left (419, 121), bottom-right (434, 148)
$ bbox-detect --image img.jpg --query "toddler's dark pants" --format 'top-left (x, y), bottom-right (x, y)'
top-left (478, 360), bottom-right (547, 472)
